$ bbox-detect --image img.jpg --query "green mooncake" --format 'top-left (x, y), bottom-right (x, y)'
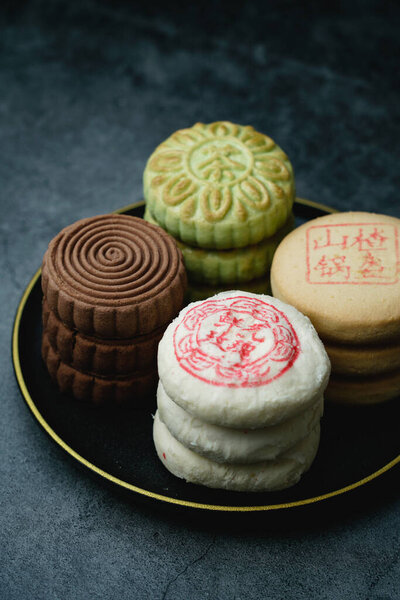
top-left (143, 121), bottom-right (295, 249)
top-left (144, 207), bottom-right (294, 285)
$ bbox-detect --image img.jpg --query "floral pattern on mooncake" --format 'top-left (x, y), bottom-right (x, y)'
top-left (143, 121), bottom-right (295, 249)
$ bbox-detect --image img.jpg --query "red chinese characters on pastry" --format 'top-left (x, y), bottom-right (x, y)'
top-left (306, 223), bottom-right (399, 284)
top-left (173, 296), bottom-right (300, 387)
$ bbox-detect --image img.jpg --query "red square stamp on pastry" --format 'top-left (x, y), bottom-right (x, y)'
top-left (306, 222), bottom-right (399, 284)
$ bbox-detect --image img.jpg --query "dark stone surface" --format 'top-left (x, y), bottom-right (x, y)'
top-left (1, 1), bottom-right (399, 598)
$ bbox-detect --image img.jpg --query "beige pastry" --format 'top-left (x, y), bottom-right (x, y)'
top-left (271, 211), bottom-right (400, 344)
top-left (325, 370), bottom-right (400, 405)
top-left (324, 339), bottom-right (400, 377)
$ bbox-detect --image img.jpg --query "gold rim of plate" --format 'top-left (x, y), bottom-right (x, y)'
top-left (12, 198), bottom-right (399, 513)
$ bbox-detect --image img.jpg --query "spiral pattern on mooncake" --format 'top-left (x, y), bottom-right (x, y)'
top-left (41, 215), bottom-right (187, 338)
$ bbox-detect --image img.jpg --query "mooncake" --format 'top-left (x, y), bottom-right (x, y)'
top-left (41, 213), bottom-right (186, 404)
top-left (42, 214), bottom-right (187, 338)
top-left (157, 291), bottom-right (330, 429)
top-left (42, 332), bottom-right (157, 404)
top-left (325, 370), bottom-right (400, 405)
top-left (271, 211), bottom-right (400, 344)
top-left (144, 206), bottom-right (294, 285)
top-left (270, 211), bottom-right (400, 404)
top-left (43, 299), bottom-right (164, 375)
top-left (324, 339), bottom-right (400, 377)
top-left (143, 121), bottom-right (295, 249)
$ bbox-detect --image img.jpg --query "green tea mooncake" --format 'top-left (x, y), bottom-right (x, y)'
top-left (143, 121), bottom-right (295, 249)
top-left (144, 207), bottom-right (294, 285)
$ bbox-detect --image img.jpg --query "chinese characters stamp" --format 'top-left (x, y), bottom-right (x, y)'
top-left (306, 223), bottom-right (399, 284)
top-left (173, 296), bottom-right (300, 388)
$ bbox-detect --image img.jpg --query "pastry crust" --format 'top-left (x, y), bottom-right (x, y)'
top-left (324, 339), bottom-right (400, 377)
top-left (153, 412), bottom-right (320, 492)
top-left (325, 370), bottom-right (400, 405)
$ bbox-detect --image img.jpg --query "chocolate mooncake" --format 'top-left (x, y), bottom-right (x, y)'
top-left (42, 214), bottom-right (187, 338)
top-left (43, 299), bottom-right (164, 375)
top-left (42, 333), bottom-right (158, 405)
top-left (41, 214), bottom-right (186, 404)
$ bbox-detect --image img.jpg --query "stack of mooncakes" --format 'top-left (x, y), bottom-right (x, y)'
top-left (153, 291), bottom-right (331, 492)
top-left (271, 211), bottom-right (400, 404)
top-left (41, 214), bottom-right (186, 405)
top-left (143, 121), bottom-right (295, 301)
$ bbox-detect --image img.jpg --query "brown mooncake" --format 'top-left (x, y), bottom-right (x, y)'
top-left (43, 299), bottom-right (164, 376)
top-left (41, 214), bottom-right (187, 338)
top-left (42, 332), bottom-right (158, 405)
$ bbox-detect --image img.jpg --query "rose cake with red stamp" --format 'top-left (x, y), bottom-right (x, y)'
top-left (153, 291), bottom-right (330, 492)
top-left (270, 211), bottom-right (400, 404)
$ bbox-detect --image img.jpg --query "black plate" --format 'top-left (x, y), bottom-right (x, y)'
top-left (12, 200), bottom-right (400, 515)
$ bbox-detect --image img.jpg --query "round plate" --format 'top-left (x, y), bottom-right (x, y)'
top-left (12, 199), bottom-right (400, 514)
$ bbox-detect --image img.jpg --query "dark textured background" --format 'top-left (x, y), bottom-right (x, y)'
top-left (1, 1), bottom-right (400, 598)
